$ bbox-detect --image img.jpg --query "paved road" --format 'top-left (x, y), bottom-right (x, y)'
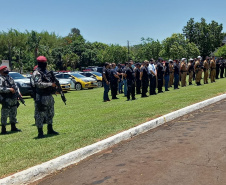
top-left (33, 99), bottom-right (226, 185)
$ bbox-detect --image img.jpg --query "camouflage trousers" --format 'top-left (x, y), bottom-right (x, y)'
top-left (34, 95), bottom-right (55, 128)
top-left (1, 98), bottom-right (17, 126)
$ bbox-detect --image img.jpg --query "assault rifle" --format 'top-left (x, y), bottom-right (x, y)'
top-left (49, 71), bottom-right (67, 105)
top-left (5, 77), bottom-right (26, 106)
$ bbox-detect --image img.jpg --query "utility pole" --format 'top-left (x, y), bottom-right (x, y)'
top-left (127, 40), bottom-right (130, 61)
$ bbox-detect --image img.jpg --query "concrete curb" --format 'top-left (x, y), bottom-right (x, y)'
top-left (1, 93), bottom-right (226, 185)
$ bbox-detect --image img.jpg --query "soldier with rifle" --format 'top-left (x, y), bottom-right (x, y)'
top-left (31, 56), bottom-right (66, 138)
top-left (0, 66), bottom-right (22, 134)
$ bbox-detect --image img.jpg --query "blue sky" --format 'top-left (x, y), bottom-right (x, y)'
top-left (1, 0), bottom-right (226, 46)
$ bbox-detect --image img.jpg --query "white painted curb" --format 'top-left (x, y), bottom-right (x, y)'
top-left (1, 93), bottom-right (226, 185)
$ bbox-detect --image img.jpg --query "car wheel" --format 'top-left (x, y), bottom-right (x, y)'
top-left (75, 83), bottom-right (82, 90)
top-left (97, 81), bottom-right (102, 87)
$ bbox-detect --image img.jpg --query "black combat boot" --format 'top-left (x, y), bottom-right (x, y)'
top-left (11, 123), bottom-right (21, 132)
top-left (1, 126), bottom-right (7, 135)
top-left (189, 82), bottom-right (192, 85)
top-left (38, 127), bottom-right (45, 138)
top-left (47, 124), bottom-right (59, 135)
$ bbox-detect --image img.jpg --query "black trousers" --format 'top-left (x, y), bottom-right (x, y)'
top-left (141, 80), bottom-right (149, 97)
top-left (127, 80), bottom-right (135, 100)
top-left (225, 68), bottom-right (226, 77)
top-left (149, 75), bottom-right (156, 95)
top-left (216, 68), bottom-right (219, 79)
top-left (135, 79), bottom-right (141, 94)
top-left (110, 82), bottom-right (118, 98)
top-left (157, 75), bottom-right (163, 92)
top-left (220, 68), bottom-right (224, 78)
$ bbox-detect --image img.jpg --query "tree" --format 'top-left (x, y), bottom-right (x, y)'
top-left (214, 45), bottom-right (226, 58)
top-left (27, 31), bottom-right (41, 61)
top-left (183, 18), bottom-right (224, 58)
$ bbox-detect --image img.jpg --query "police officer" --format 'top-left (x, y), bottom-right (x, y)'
top-left (173, 60), bottom-right (180, 89)
top-left (148, 59), bottom-right (157, 95)
top-left (31, 56), bottom-right (58, 138)
top-left (169, 59), bottom-right (174, 87)
top-left (102, 62), bottom-right (111, 102)
top-left (194, 56), bottom-right (202, 86)
top-left (140, 60), bottom-right (149, 97)
top-left (117, 64), bottom-right (123, 94)
top-left (216, 58), bottom-right (220, 79)
top-left (187, 58), bottom-right (194, 85)
top-left (110, 63), bottom-right (119, 99)
top-left (125, 62), bottom-right (136, 101)
top-left (0, 66), bottom-right (21, 134)
top-left (180, 58), bottom-right (187, 87)
top-left (122, 62), bottom-right (128, 97)
top-left (203, 56), bottom-right (209, 84)
top-left (219, 57), bottom-right (224, 78)
top-left (210, 56), bottom-right (216, 83)
top-left (156, 57), bottom-right (164, 93)
top-left (134, 63), bottom-right (141, 94)
top-left (164, 61), bottom-right (170, 91)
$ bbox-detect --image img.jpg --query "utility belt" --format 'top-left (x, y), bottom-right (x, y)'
top-left (181, 71), bottom-right (187, 73)
top-left (36, 87), bottom-right (54, 96)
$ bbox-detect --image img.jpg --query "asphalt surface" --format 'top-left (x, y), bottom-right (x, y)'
top-left (32, 99), bottom-right (226, 185)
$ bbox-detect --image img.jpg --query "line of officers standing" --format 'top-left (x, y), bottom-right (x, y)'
top-left (102, 56), bottom-right (226, 102)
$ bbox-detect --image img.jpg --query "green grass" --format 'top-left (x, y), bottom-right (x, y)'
top-left (0, 78), bottom-right (226, 178)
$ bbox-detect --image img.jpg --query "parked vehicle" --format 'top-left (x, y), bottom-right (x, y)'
top-left (85, 66), bottom-right (103, 73)
top-left (57, 79), bottom-right (71, 92)
top-left (55, 72), bottom-right (97, 90)
top-left (9, 72), bottom-right (33, 97)
top-left (79, 71), bottom-right (103, 87)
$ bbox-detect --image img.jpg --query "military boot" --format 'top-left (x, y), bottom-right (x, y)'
top-left (11, 123), bottom-right (21, 132)
top-left (38, 127), bottom-right (45, 138)
top-left (1, 126), bottom-right (7, 135)
top-left (47, 124), bottom-right (59, 135)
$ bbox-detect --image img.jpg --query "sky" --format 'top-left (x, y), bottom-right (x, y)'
top-left (0, 0), bottom-right (226, 46)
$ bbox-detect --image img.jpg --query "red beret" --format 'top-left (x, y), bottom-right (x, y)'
top-left (0, 66), bottom-right (7, 71)
top-left (37, 56), bottom-right (47, 62)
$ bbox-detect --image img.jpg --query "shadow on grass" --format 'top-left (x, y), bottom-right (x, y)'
top-left (0, 130), bottom-right (22, 136)
top-left (33, 133), bottom-right (60, 140)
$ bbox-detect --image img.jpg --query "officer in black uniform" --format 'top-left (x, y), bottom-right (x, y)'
top-left (125, 62), bottom-right (136, 101)
top-left (156, 57), bottom-right (164, 93)
top-left (102, 62), bottom-right (111, 102)
top-left (219, 57), bottom-right (224, 78)
top-left (134, 63), bottom-right (141, 94)
top-left (110, 63), bottom-right (119, 99)
top-left (140, 61), bottom-right (149, 97)
top-left (148, 59), bottom-right (157, 95)
top-left (174, 60), bottom-right (180, 89)
top-left (164, 61), bottom-right (170, 91)
top-left (216, 58), bottom-right (220, 79)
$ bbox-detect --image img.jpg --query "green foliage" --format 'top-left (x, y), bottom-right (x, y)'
top-left (131, 38), bottom-right (162, 62)
top-left (160, 33), bottom-right (199, 60)
top-left (215, 45), bottom-right (226, 58)
top-left (183, 18), bottom-right (224, 58)
top-left (0, 18), bottom-right (224, 72)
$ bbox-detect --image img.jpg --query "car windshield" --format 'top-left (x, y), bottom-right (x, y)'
top-left (70, 73), bottom-right (86, 78)
top-left (92, 72), bottom-right (102, 76)
top-left (9, 73), bottom-right (26, 79)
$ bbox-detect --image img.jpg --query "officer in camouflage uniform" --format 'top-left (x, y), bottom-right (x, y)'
top-left (31, 56), bottom-right (58, 138)
top-left (0, 66), bottom-right (21, 134)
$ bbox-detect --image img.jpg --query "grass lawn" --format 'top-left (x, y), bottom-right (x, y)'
top-left (0, 78), bottom-right (226, 178)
